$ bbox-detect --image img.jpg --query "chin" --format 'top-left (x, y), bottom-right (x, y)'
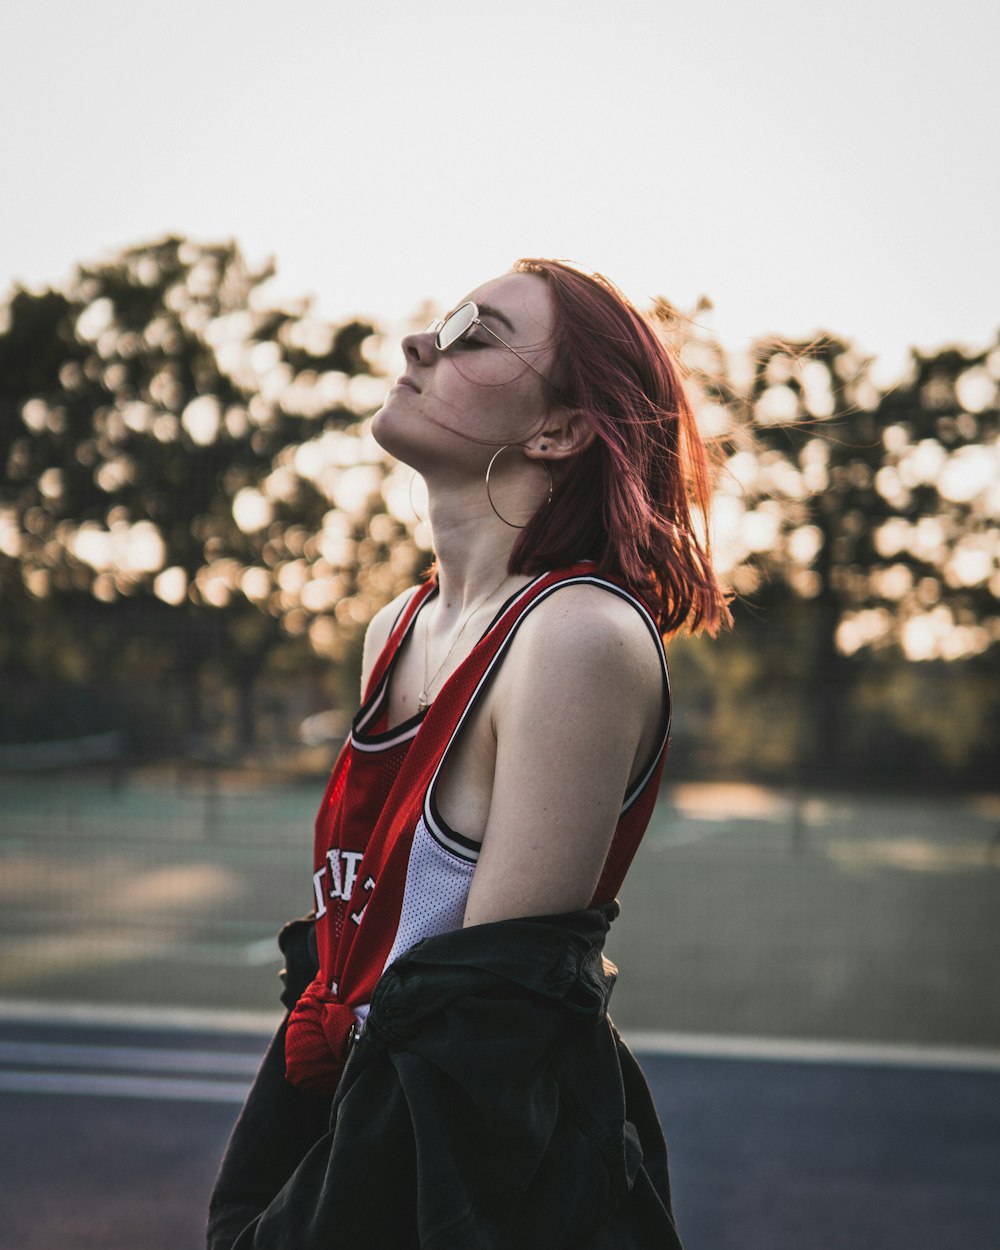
top-left (371, 403), bottom-right (400, 450)
top-left (371, 400), bottom-right (397, 438)
top-left (371, 405), bottom-right (421, 467)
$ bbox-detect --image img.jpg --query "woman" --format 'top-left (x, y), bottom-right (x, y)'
top-left (208, 259), bottom-right (730, 1249)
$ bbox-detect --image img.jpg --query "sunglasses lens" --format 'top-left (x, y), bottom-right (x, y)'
top-left (436, 302), bottom-right (476, 350)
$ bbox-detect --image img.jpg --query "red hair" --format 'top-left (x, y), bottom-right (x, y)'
top-left (508, 258), bottom-right (731, 637)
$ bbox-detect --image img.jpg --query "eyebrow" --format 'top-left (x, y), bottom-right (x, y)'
top-left (477, 303), bottom-right (516, 336)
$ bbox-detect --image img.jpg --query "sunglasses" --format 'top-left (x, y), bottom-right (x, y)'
top-left (425, 301), bottom-right (555, 391)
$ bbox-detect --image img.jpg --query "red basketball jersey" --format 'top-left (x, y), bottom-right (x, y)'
top-left (285, 561), bottom-right (671, 1093)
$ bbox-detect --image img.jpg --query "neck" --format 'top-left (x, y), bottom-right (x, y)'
top-left (418, 445), bottom-right (553, 618)
top-left (426, 481), bottom-right (523, 619)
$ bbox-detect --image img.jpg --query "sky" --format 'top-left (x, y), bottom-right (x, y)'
top-left (2, 0), bottom-right (998, 384)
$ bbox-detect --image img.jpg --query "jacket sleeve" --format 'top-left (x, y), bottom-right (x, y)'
top-left (206, 916), bottom-right (333, 1250)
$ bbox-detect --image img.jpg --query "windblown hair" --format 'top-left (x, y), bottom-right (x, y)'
top-left (508, 258), bottom-right (731, 637)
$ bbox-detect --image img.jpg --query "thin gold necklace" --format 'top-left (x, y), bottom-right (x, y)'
top-left (418, 572), bottom-right (512, 710)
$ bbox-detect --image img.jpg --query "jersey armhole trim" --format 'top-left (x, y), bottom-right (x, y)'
top-left (423, 573), bottom-right (672, 839)
top-left (354, 583), bottom-right (438, 743)
top-left (423, 793), bottom-right (482, 862)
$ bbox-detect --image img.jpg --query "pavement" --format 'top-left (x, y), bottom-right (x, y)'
top-left (2, 771), bottom-right (999, 1247)
top-left (0, 1014), bottom-right (998, 1250)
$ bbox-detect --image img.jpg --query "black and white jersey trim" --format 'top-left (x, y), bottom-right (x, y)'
top-left (351, 585), bottom-right (434, 751)
top-left (351, 576), bottom-right (550, 756)
top-left (422, 573), bottom-right (671, 853)
top-left (424, 786), bottom-right (482, 862)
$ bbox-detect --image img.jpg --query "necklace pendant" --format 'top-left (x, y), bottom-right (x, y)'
top-left (417, 691), bottom-right (429, 711)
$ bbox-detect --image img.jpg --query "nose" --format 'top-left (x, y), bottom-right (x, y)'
top-left (401, 327), bottom-right (437, 366)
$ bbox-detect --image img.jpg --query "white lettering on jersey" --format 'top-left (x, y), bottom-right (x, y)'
top-left (326, 848), bottom-right (343, 899)
top-left (350, 875), bottom-right (376, 926)
top-left (312, 867), bottom-right (328, 918)
top-left (312, 849), bottom-right (375, 916)
top-left (340, 850), bottom-right (364, 900)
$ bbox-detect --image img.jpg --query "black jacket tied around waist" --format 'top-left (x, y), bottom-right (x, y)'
top-left (208, 901), bottom-right (683, 1250)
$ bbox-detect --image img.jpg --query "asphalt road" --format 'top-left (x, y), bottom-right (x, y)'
top-left (1, 1016), bottom-right (998, 1250)
top-left (3, 773), bottom-right (999, 1246)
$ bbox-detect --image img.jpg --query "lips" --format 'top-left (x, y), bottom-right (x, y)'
top-left (395, 375), bottom-right (420, 393)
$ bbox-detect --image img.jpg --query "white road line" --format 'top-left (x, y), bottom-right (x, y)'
top-left (0, 1000), bottom-right (280, 1033)
top-left (0, 1070), bottom-right (251, 1102)
top-left (619, 1030), bottom-right (1000, 1072)
top-left (2, 1004), bottom-right (997, 1075)
top-left (0, 1041), bottom-right (261, 1075)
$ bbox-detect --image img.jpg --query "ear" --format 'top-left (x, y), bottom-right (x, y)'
top-left (523, 408), bottom-right (596, 462)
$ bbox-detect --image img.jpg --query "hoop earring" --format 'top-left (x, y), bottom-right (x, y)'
top-left (485, 445), bottom-right (554, 530)
top-left (408, 471), bottom-right (427, 525)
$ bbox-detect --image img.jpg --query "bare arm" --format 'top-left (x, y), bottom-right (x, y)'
top-left (463, 587), bottom-right (664, 927)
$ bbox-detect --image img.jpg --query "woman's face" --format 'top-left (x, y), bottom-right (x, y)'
top-left (372, 271), bottom-right (559, 477)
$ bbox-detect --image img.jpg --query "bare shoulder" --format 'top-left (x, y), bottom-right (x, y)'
top-left (464, 581), bottom-right (665, 923)
top-left (513, 581), bottom-right (662, 682)
top-left (366, 584), bottom-right (418, 644)
top-left (499, 581), bottom-right (664, 721)
top-left (359, 585), bottom-right (420, 697)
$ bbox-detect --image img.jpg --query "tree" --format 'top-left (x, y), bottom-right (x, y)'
top-left (672, 316), bottom-right (1000, 782)
top-left (0, 236), bottom-right (428, 753)
top-left (2, 237), bottom-right (996, 783)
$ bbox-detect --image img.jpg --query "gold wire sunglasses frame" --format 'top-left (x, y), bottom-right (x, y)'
top-left (425, 301), bottom-right (555, 390)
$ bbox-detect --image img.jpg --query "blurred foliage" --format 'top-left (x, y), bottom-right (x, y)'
top-left (0, 236), bottom-right (428, 755)
top-left (1, 236), bottom-right (997, 782)
top-left (669, 316), bottom-right (1000, 784)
